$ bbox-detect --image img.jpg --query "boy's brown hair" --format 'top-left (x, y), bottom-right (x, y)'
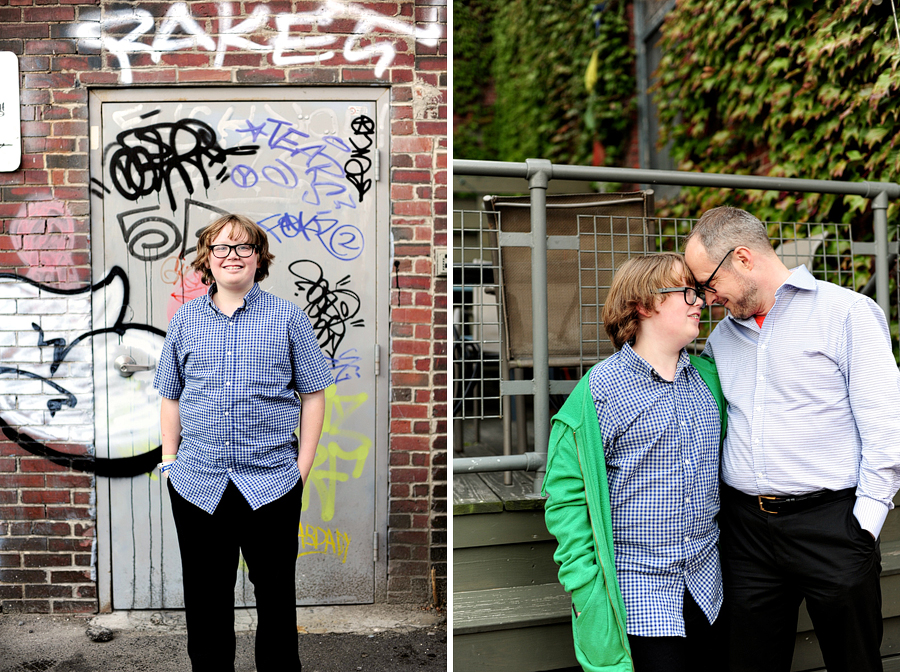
top-left (191, 214), bottom-right (275, 286)
top-left (602, 253), bottom-right (696, 350)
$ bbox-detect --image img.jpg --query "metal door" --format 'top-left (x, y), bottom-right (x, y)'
top-left (89, 88), bottom-right (389, 609)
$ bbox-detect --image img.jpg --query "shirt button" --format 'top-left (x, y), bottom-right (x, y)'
top-left (755, 406), bottom-right (762, 412)
top-left (225, 382), bottom-right (231, 386)
top-left (227, 468), bottom-right (233, 473)
top-left (757, 472), bottom-right (764, 478)
top-left (685, 497), bottom-right (691, 503)
top-left (224, 412), bottom-right (229, 416)
top-left (758, 375), bottom-right (765, 381)
top-left (225, 441), bottom-right (230, 446)
top-left (684, 536), bottom-right (690, 542)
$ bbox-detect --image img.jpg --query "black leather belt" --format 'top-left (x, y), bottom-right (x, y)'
top-left (723, 484), bottom-right (855, 515)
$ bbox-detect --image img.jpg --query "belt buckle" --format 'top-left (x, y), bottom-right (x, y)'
top-left (758, 495), bottom-right (778, 514)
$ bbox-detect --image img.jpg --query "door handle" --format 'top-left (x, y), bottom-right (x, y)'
top-left (114, 355), bottom-right (153, 378)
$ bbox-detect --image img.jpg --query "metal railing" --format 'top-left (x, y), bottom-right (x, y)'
top-left (453, 159), bottom-right (900, 493)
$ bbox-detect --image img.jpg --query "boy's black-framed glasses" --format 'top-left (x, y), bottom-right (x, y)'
top-left (695, 248), bottom-right (736, 294)
top-left (655, 286), bottom-right (707, 307)
top-left (210, 244), bottom-right (258, 258)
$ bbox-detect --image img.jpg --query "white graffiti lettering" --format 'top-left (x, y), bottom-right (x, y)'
top-left (68, 1), bottom-right (442, 84)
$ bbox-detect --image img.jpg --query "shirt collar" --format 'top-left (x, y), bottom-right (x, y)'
top-left (728, 264), bottom-right (816, 329)
top-left (778, 263), bottom-right (817, 293)
top-left (620, 342), bottom-right (690, 381)
top-left (205, 282), bottom-right (262, 311)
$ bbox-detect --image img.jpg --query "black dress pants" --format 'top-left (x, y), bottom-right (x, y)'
top-left (168, 478), bottom-right (304, 672)
top-left (719, 486), bottom-right (882, 672)
top-left (628, 589), bottom-right (726, 672)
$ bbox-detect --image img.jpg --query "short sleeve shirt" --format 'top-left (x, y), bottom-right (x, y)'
top-left (153, 283), bottom-right (334, 513)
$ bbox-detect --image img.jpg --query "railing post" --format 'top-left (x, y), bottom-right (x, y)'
top-left (873, 191), bottom-right (890, 318)
top-left (526, 158), bottom-right (553, 494)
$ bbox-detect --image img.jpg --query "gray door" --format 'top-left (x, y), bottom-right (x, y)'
top-left (89, 88), bottom-right (388, 609)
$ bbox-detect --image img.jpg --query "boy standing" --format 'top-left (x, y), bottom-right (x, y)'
top-left (543, 253), bottom-right (726, 672)
top-left (154, 214), bottom-right (334, 672)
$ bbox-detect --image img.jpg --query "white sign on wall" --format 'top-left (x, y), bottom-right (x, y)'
top-left (0, 52), bottom-right (21, 173)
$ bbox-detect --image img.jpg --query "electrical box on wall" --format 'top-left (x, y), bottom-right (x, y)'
top-left (434, 247), bottom-right (448, 276)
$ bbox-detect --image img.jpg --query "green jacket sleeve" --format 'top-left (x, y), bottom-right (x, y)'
top-left (543, 419), bottom-right (599, 612)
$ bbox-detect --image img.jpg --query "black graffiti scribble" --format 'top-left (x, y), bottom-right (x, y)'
top-left (108, 118), bottom-right (259, 211)
top-left (90, 177), bottom-right (111, 200)
top-left (115, 199), bottom-right (231, 263)
top-left (117, 205), bottom-right (183, 262)
top-left (0, 267), bottom-right (165, 477)
top-left (344, 115), bottom-right (374, 203)
top-left (289, 259), bottom-right (365, 359)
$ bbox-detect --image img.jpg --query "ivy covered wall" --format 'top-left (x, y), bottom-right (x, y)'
top-left (453, 0), bottom-right (636, 167)
top-left (655, 0), bottom-right (900, 226)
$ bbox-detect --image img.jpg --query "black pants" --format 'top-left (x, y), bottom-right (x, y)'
top-left (168, 479), bottom-right (304, 672)
top-left (628, 589), bottom-right (726, 672)
top-left (719, 486), bottom-right (882, 672)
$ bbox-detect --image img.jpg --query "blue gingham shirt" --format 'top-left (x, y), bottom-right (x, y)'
top-left (154, 283), bottom-right (334, 514)
top-left (590, 344), bottom-right (723, 637)
top-left (705, 265), bottom-right (900, 538)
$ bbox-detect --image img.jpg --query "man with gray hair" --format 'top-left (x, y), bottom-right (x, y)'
top-left (684, 206), bottom-right (900, 672)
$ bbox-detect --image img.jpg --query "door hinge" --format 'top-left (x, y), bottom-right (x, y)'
top-left (374, 344), bottom-right (381, 377)
top-left (374, 149), bottom-right (380, 181)
top-left (373, 531), bottom-right (379, 562)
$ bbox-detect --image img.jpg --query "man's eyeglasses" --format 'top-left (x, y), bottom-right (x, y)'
top-left (656, 286), bottom-right (707, 307)
top-left (210, 244), bottom-right (258, 258)
top-left (695, 248), bottom-right (735, 294)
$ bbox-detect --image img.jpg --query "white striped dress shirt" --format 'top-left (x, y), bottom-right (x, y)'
top-left (704, 265), bottom-right (900, 537)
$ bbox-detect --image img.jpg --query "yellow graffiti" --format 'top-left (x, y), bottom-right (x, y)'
top-left (302, 385), bottom-right (370, 522)
top-left (297, 522), bottom-right (351, 563)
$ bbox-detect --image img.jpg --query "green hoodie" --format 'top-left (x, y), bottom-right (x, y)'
top-left (542, 355), bottom-right (726, 672)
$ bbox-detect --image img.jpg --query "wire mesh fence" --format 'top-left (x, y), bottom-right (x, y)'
top-left (454, 205), bottom-right (897, 422)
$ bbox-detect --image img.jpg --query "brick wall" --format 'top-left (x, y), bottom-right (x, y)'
top-left (0, 0), bottom-right (447, 614)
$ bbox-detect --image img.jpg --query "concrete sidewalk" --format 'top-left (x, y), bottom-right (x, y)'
top-left (0, 603), bottom-right (447, 672)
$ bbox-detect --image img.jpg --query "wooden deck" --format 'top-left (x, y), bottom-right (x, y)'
top-left (454, 463), bottom-right (900, 672)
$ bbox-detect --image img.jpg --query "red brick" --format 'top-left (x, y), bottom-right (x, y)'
top-left (161, 52), bottom-right (212, 67)
top-left (392, 339), bottom-right (430, 355)
top-left (236, 68), bottom-right (286, 83)
top-left (23, 554), bottom-right (71, 568)
top-left (392, 170), bottom-right (431, 183)
top-left (50, 570), bottom-right (90, 584)
top-left (393, 201), bottom-right (432, 216)
top-left (391, 308), bottom-right (432, 324)
top-left (178, 69), bottom-right (232, 83)
top-left (78, 71), bottom-right (118, 85)
top-left (53, 600), bottom-right (96, 614)
top-left (132, 69), bottom-right (178, 84)
top-left (24, 7), bottom-right (75, 22)
top-left (391, 435), bottom-right (429, 451)
top-left (0, 585), bottom-right (23, 599)
top-left (22, 490), bottom-right (70, 505)
top-left (0, 554), bottom-right (21, 567)
top-left (24, 584), bottom-right (72, 598)
top-left (416, 121), bottom-right (448, 136)
top-left (20, 458), bottom-right (68, 473)
top-left (48, 538), bottom-right (91, 552)
top-left (1, 538), bottom-right (46, 552)
top-left (0, 569), bottom-right (46, 583)
top-left (45, 507), bottom-right (90, 520)
top-left (45, 474), bottom-right (92, 489)
top-left (25, 39), bottom-right (76, 56)
top-left (0, 507), bottom-right (45, 521)
top-left (392, 372), bottom-right (429, 387)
